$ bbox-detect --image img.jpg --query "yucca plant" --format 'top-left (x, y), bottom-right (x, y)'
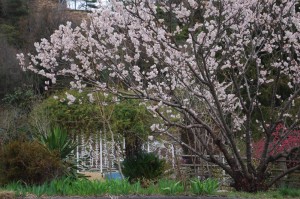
top-left (37, 127), bottom-right (81, 179)
top-left (38, 127), bottom-right (77, 159)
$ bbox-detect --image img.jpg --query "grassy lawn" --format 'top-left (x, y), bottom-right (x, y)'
top-left (220, 187), bottom-right (300, 199)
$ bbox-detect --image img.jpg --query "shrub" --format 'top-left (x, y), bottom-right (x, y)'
top-left (0, 140), bottom-right (65, 185)
top-left (29, 90), bottom-right (102, 134)
top-left (122, 151), bottom-right (165, 184)
top-left (253, 123), bottom-right (300, 168)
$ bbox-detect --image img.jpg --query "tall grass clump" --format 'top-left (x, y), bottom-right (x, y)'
top-left (158, 179), bottom-right (184, 195)
top-left (190, 178), bottom-right (219, 195)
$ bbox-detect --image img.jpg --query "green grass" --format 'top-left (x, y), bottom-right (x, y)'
top-left (190, 178), bottom-right (219, 195)
top-left (278, 187), bottom-right (300, 198)
top-left (0, 177), bottom-right (212, 197)
top-left (158, 179), bottom-right (184, 195)
top-left (225, 188), bottom-right (300, 199)
top-left (2, 177), bottom-right (300, 198)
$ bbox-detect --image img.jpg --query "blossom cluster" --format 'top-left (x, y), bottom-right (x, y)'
top-left (18, 0), bottom-right (300, 161)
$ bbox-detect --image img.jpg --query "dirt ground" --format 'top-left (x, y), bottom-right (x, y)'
top-left (79, 172), bottom-right (104, 181)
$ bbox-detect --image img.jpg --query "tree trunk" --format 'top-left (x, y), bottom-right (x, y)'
top-left (231, 171), bottom-right (268, 192)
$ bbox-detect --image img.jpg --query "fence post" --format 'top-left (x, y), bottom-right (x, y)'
top-left (171, 144), bottom-right (175, 168)
top-left (100, 130), bottom-right (103, 173)
top-left (76, 133), bottom-right (79, 172)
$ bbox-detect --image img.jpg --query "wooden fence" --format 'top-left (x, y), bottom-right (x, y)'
top-left (179, 155), bottom-right (300, 188)
top-left (270, 159), bottom-right (300, 188)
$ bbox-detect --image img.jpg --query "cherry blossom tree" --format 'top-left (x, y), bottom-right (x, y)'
top-left (18, 0), bottom-right (300, 192)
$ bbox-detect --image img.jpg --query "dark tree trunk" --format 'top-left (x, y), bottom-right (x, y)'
top-left (231, 171), bottom-right (268, 192)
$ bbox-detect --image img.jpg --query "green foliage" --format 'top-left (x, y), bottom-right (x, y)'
top-left (3, 178), bottom-right (133, 196)
top-left (3, 181), bottom-right (32, 196)
top-left (0, 0), bottom-right (28, 20)
top-left (36, 127), bottom-right (83, 179)
top-left (228, 189), bottom-right (300, 199)
top-left (112, 99), bottom-right (152, 136)
top-left (4, 178), bottom-right (300, 198)
top-left (30, 90), bottom-right (102, 134)
top-left (279, 187), bottom-right (300, 198)
top-left (0, 140), bottom-right (65, 185)
top-left (122, 151), bottom-right (166, 183)
top-left (31, 91), bottom-right (155, 158)
top-left (0, 87), bottom-right (38, 145)
top-left (38, 127), bottom-right (77, 160)
top-left (2, 177), bottom-right (188, 196)
top-left (0, 24), bottom-right (20, 46)
top-left (0, 0), bottom-right (28, 47)
top-left (159, 180), bottom-right (184, 195)
top-left (112, 99), bottom-right (154, 157)
top-left (190, 178), bottom-right (219, 195)
top-left (2, 87), bottom-right (36, 113)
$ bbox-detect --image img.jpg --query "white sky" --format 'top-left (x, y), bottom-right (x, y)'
top-left (66, 0), bottom-right (109, 10)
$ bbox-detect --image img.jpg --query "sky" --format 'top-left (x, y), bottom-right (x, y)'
top-left (66, 0), bottom-right (109, 10)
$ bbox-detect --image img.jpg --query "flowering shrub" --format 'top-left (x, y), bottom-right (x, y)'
top-left (254, 123), bottom-right (300, 168)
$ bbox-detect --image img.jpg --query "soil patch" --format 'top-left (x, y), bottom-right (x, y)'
top-left (79, 171), bottom-right (104, 181)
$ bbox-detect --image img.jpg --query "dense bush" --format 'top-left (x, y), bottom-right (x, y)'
top-left (0, 140), bottom-right (65, 185)
top-left (30, 90), bottom-right (102, 134)
top-left (112, 99), bottom-right (154, 157)
top-left (122, 151), bottom-right (165, 184)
